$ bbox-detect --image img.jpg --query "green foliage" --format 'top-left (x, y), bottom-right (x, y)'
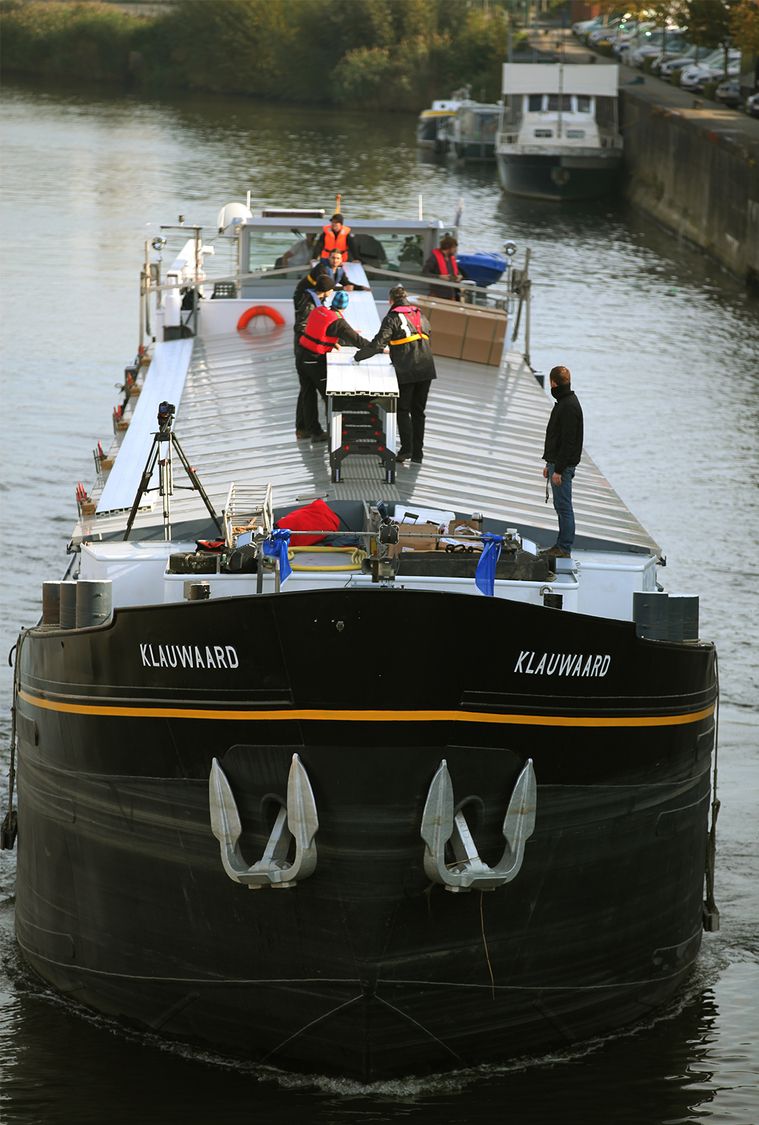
top-left (1, 0), bottom-right (139, 78)
top-left (686, 0), bottom-right (735, 48)
top-left (730, 0), bottom-right (759, 53)
top-left (1, 0), bottom-right (514, 109)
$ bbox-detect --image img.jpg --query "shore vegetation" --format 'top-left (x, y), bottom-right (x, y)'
top-left (0, 0), bottom-right (526, 109)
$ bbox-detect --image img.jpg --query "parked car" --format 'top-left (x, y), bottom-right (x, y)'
top-left (573, 16), bottom-right (607, 38)
top-left (611, 22), bottom-right (656, 58)
top-left (628, 31), bottom-right (688, 69)
top-left (747, 92), bottom-right (759, 118)
top-left (714, 78), bottom-right (742, 107)
top-left (680, 50), bottom-right (741, 92)
top-left (649, 43), bottom-right (694, 74)
top-left (658, 45), bottom-right (714, 79)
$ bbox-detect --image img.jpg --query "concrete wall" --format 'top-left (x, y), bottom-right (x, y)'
top-left (620, 88), bottom-right (759, 287)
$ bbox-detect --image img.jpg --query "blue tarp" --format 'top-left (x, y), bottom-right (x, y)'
top-left (475, 533), bottom-right (504, 596)
top-left (263, 529), bottom-right (292, 583)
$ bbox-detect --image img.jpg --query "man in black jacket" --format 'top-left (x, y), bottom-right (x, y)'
top-left (296, 283), bottom-right (371, 442)
top-left (354, 285), bottom-right (436, 464)
top-left (541, 365), bottom-right (584, 558)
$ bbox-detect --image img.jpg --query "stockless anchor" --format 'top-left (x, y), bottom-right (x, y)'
top-left (420, 759), bottom-right (536, 892)
top-left (209, 754), bottom-right (319, 889)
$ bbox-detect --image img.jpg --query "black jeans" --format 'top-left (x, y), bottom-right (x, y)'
top-left (295, 347), bottom-right (327, 436)
top-left (397, 379), bottom-right (431, 458)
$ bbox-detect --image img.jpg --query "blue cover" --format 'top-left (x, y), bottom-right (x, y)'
top-left (457, 251), bottom-right (506, 287)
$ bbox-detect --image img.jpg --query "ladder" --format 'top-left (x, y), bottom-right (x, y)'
top-left (223, 482), bottom-right (273, 547)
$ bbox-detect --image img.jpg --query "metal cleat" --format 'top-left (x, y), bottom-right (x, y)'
top-left (209, 753), bottom-right (319, 889)
top-left (421, 758), bottom-right (536, 892)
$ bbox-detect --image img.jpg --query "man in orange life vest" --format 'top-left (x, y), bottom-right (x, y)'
top-left (295, 278), bottom-right (371, 443)
top-left (354, 285), bottom-right (436, 464)
top-left (313, 213), bottom-right (359, 262)
top-left (422, 233), bottom-right (463, 300)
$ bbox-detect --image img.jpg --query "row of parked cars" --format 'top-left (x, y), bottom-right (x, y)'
top-left (573, 14), bottom-right (758, 118)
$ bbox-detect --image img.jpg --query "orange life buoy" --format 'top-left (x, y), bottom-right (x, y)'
top-left (236, 305), bottom-right (286, 331)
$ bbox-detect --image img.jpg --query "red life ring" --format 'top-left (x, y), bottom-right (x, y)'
top-left (236, 305), bottom-right (285, 331)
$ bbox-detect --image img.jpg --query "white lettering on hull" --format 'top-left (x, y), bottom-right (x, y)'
top-left (513, 650), bottom-right (611, 677)
top-left (139, 643), bottom-right (240, 669)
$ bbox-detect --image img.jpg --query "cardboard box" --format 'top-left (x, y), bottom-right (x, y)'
top-left (441, 518), bottom-right (484, 552)
top-left (461, 309), bottom-right (496, 364)
top-left (389, 520), bottom-right (441, 556)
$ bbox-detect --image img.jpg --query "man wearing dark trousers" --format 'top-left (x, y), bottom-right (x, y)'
top-left (296, 282), bottom-right (370, 443)
top-left (541, 364), bottom-right (584, 558)
top-left (354, 285), bottom-right (436, 464)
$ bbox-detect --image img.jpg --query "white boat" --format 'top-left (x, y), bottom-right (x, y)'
top-left (444, 100), bottom-right (501, 162)
top-left (416, 90), bottom-right (469, 153)
top-left (496, 63), bottom-right (623, 200)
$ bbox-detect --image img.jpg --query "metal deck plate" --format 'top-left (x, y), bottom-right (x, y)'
top-left (93, 324), bottom-right (657, 552)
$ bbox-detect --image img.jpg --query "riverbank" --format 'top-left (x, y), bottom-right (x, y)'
top-left (532, 29), bottom-right (759, 287)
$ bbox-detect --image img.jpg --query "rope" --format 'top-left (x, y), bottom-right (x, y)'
top-left (288, 546), bottom-right (366, 572)
top-left (2, 628), bottom-right (29, 849)
top-left (479, 891), bottom-right (496, 1000)
top-left (703, 649), bottom-right (721, 929)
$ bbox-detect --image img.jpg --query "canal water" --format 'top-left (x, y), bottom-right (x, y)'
top-left (1, 81), bottom-right (757, 1124)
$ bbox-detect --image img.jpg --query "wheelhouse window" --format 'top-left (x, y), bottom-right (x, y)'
top-left (576, 95), bottom-right (592, 113)
top-left (528, 94), bottom-right (543, 112)
top-left (547, 95), bottom-right (572, 111)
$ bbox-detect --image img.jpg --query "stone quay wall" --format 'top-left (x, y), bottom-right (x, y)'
top-left (620, 87), bottom-right (759, 287)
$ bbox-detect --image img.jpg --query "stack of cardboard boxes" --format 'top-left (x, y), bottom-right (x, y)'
top-left (414, 296), bottom-right (507, 366)
top-left (388, 516), bottom-right (485, 558)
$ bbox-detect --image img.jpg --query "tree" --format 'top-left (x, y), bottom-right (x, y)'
top-left (686, 0), bottom-right (738, 75)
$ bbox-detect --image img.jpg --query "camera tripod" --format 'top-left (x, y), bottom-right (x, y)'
top-left (123, 421), bottom-right (223, 542)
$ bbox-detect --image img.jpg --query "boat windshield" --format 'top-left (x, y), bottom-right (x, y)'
top-left (246, 227), bottom-right (428, 277)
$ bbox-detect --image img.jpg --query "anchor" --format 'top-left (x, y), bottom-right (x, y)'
top-left (420, 758), bottom-right (536, 892)
top-left (209, 753), bottom-right (319, 889)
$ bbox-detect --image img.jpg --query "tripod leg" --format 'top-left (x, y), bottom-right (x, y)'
top-left (171, 435), bottom-right (223, 535)
top-left (123, 441), bottom-right (161, 540)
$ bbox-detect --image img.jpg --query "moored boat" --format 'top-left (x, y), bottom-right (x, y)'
top-left (416, 91), bottom-right (468, 153)
top-left (3, 196), bottom-right (719, 1082)
top-left (446, 100), bottom-right (501, 162)
top-left (496, 63), bottom-right (624, 200)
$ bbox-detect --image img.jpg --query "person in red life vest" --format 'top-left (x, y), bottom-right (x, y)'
top-left (422, 233), bottom-right (463, 300)
top-left (353, 285), bottom-right (436, 464)
top-left (295, 279), bottom-right (371, 443)
top-left (313, 213), bottom-right (359, 261)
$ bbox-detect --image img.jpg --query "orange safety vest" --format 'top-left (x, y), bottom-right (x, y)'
top-left (389, 305), bottom-right (429, 346)
top-left (320, 224), bottom-right (352, 259)
top-left (299, 305), bottom-right (342, 354)
top-left (431, 247), bottom-right (459, 279)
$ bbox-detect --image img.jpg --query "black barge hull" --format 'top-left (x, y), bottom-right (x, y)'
top-left (14, 588), bottom-right (717, 1080)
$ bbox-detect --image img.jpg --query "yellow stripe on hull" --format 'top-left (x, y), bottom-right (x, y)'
top-left (18, 689), bottom-right (715, 728)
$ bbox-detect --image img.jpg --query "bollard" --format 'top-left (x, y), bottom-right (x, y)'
top-left (184, 581), bottom-right (211, 601)
top-left (76, 579), bottom-right (113, 628)
top-left (42, 581), bottom-right (61, 627)
top-left (59, 581), bottom-right (78, 629)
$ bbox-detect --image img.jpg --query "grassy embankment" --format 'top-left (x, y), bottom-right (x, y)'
top-left (0, 0), bottom-right (525, 110)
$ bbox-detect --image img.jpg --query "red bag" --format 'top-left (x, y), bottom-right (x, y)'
top-left (275, 498), bottom-right (340, 547)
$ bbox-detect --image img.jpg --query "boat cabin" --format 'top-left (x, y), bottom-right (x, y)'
top-left (499, 63), bottom-right (621, 150)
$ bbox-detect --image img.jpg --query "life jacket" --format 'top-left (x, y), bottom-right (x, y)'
top-left (320, 224), bottom-right (352, 259)
top-left (299, 304), bottom-right (342, 354)
top-left (389, 305), bottom-right (429, 346)
top-left (431, 247), bottom-right (459, 278)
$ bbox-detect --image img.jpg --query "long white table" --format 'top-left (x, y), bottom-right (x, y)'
top-left (325, 279), bottom-right (399, 483)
